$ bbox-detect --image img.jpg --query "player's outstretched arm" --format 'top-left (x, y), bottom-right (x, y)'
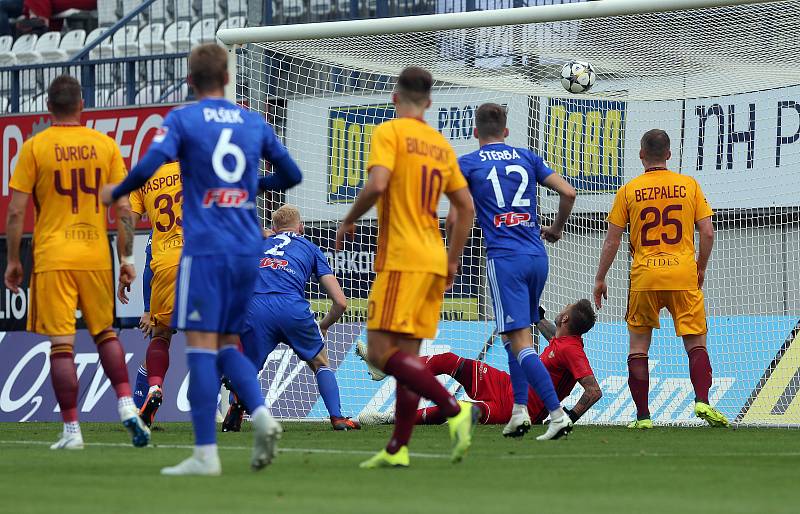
top-left (258, 153), bottom-right (302, 192)
top-left (540, 173), bottom-right (577, 243)
top-left (101, 151), bottom-right (169, 206)
top-left (318, 274), bottom-right (347, 337)
top-left (444, 186), bottom-right (475, 290)
top-left (696, 216), bottom-right (714, 289)
top-left (3, 190), bottom-right (29, 293)
top-left (565, 375), bottom-right (602, 422)
top-left (593, 223), bottom-right (624, 309)
top-left (335, 166), bottom-right (390, 250)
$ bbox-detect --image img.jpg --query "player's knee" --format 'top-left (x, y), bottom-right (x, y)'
top-left (93, 329), bottom-right (117, 345)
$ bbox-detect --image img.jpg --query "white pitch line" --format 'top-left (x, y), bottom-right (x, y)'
top-left (2, 440), bottom-right (800, 460)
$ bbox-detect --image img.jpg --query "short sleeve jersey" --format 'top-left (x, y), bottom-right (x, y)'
top-left (129, 162), bottom-right (183, 273)
top-left (253, 232), bottom-right (333, 304)
top-left (607, 169), bottom-right (713, 291)
top-left (145, 98), bottom-right (290, 257)
top-left (367, 118), bottom-right (468, 276)
top-left (9, 125), bottom-right (127, 272)
top-left (528, 335), bottom-right (593, 420)
top-left (458, 143), bottom-right (553, 258)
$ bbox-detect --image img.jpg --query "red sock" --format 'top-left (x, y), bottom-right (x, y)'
top-left (688, 346), bottom-right (712, 404)
top-left (50, 346), bottom-right (78, 423)
top-left (96, 332), bottom-right (132, 398)
top-left (627, 353), bottom-right (650, 420)
top-left (414, 406), bottom-right (446, 425)
top-left (384, 351), bottom-right (460, 418)
top-left (424, 352), bottom-right (463, 376)
top-left (387, 384), bottom-right (419, 453)
top-left (146, 337), bottom-right (170, 388)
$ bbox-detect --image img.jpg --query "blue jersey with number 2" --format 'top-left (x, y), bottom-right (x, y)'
top-left (147, 97), bottom-right (291, 257)
top-left (458, 143), bottom-right (553, 258)
top-left (254, 232), bottom-right (333, 303)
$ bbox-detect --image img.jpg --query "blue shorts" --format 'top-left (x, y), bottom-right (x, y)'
top-left (240, 294), bottom-right (324, 368)
top-left (487, 253), bottom-right (548, 334)
top-left (172, 254), bottom-right (257, 334)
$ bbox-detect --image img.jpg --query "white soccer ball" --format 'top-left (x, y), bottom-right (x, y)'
top-left (560, 60), bottom-right (596, 94)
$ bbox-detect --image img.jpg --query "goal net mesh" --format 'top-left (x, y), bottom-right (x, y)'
top-left (233, 1), bottom-right (800, 426)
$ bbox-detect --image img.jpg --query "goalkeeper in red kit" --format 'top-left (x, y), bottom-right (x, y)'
top-left (358, 300), bottom-right (602, 431)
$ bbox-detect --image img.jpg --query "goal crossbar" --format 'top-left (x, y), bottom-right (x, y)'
top-left (217, 0), bottom-right (780, 45)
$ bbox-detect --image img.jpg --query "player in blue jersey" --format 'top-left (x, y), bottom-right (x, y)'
top-left (223, 205), bottom-right (359, 431)
top-left (456, 103), bottom-right (577, 440)
top-left (133, 232), bottom-right (154, 410)
top-left (102, 44), bottom-right (302, 476)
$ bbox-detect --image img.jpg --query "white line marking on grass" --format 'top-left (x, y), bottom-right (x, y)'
top-left (2, 440), bottom-right (800, 460)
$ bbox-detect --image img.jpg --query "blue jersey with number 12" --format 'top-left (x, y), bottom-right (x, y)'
top-left (458, 143), bottom-right (553, 258)
top-left (147, 97), bottom-right (291, 257)
top-left (254, 232), bottom-right (333, 304)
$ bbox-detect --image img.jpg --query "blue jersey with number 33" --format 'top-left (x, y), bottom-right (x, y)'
top-left (254, 232), bottom-right (333, 303)
top-left (147, 97), bottom-right (291, 257)
top-left (458, 143), bottom-right (553, 258)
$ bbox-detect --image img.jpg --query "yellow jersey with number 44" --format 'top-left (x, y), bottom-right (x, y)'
top-left (129, 162), bottom-right (183, 273)
top-left (9, 126), bottom-right (127, 272)
top-left (367, 118), bottom-right (468, 276)
top-left (607, 169), bottom-right (713, 291)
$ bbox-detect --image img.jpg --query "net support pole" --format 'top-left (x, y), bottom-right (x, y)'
top-left (225, 43), bottom-right (237, 103)
top-left (217, 0), bottom-right (781, 44)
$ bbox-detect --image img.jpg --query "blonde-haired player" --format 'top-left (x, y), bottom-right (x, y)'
top-left (336, 66), bottom-right (478, 468)
top-left (119, 161), bottom-right (183, 426)
top-left (4, 75), bottom-right (149, 449)
top-left (593, 128), bottom-right (729, 429)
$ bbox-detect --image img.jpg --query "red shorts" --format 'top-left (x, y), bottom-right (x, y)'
top-left (463, 359), bottom-right (515, 425)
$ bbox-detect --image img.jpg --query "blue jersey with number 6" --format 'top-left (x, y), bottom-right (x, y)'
top-left (458, 143), bottom-right (554, 258)
top-left (255, 231), bottom-right (333, 303)
top-left (146, 97), bottom-right (290, 257)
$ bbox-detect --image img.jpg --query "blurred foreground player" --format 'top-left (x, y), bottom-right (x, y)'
top-left (359, 302), bottom-right (602, 428)
top-left (335, 66), bottom-right (478, 468)
top-left (4, 75), bottom-right (149, 449)
top-left (105, 44), bottom-right (302, 475)
top-left (225, 205), bottom-right (359, 431)
top-left (594, 129), bottom-right (728, 429)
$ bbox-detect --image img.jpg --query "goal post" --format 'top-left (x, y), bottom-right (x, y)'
top-left (221, 0), bottom-right (800, 427)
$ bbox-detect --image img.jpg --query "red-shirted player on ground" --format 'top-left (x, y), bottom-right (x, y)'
top-left (357, 300), bottom-right (602, 427)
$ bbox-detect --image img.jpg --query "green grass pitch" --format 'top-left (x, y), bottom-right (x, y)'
top-left (1, 422), bottom-right (798, 514)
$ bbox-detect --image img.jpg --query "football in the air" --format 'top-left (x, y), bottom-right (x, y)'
top-left (560, 60), bottom-right (596, 93)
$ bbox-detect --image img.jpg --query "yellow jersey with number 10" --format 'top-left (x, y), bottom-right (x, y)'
top-left (366, 118), bottom-right (468, 277)
top-left (9, 125), bottom-right (127, 272)
top-left (607, 169), bottom-right (713, 291)
top-left (129, 162), bottom-right (183, 272)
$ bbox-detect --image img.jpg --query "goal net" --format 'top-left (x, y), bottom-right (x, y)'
top-left (222, 0), bottom-right (800, 426)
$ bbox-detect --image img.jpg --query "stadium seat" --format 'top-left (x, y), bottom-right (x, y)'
top-left (40, 30), bottom-right (87, 62)
top-left (137, 23), bottom-right (165, 54)
top-left (170, 0), bottom-right (194, 21)
top-left (95, 87), bottom-right (112, 107)
top-left (161, 81), bottom-right (189, 102)
top-left (219, 0), bottom-right (248, 17)
top-left (218, 15), bottom-right (245, 31)
top-left (189, 18), bottom-right (218, 46)
top-left (0, 96), bottom-right (8, 113)
top-left (108, 88), bottom-right (126, 106)
top-left (135, 84), bottom-right (162, 104)
top-left (90, 26), bottom-right (138, 58)
top-left (85, 27), bottom-right (108, 45)
top-left (310, 0), bottom-right (331, 18)
top-left (283, 0), bottom-right (305, 19)
top-left (145, 0), bottom-right (170, 24)
top-left (15, 32), bottom-right (62, 64)
top-left (21, 93), bottom-right (47, 113)
top-left (0, 35), bottom-right (12, 53)
top-left (194, 0), bottom-right (221, 20)
top-left (150, 20), bottom-right (191, 53)
top-left (0, 34), bottom-right (38, 68)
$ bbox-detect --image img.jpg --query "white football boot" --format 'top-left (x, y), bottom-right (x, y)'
top-left (502, 404), bottom-right (532, 438)
top-left (50, 430), bottom-right (84, 450)
top-left (161, 451), bottom-right (222, 476)
top-left (251, 407), bottom-right (282, 471)
top-left (355, 341), bottom-right (387, 381)
top-left (536, 412), bottom-right (573, 441)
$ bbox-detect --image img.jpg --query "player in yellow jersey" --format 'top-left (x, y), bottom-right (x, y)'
top-left (593, 129), bottom-right (729, 429)
top-left (336, 67), bottom-right (479, 468)
top-left (3, 75), bottom-right (150, 449)
top-left (121, 161), bottom-right (183, 426)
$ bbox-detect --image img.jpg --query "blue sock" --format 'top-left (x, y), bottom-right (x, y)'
top-left (187, 349), bottom-right (219, 446)
top-left (216, 346), bottom-right (265, 414)
top-left (315, 366), bottom-right (342, 418)
top-left (517, 347), bottom-right (560, 412)
top-left (134, 365), bottom-right (148, 409)
top-left (505, 343), bottom-right (529, 405)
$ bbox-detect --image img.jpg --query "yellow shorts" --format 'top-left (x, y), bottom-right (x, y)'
top-left (150, 265), bottom-right (178, 329)
top-left (367, 271), bottom-right (445, 340)
top-left (626, 289), bottom-right (707, 336)
top-left (28, 270), bottom-right (114, 337)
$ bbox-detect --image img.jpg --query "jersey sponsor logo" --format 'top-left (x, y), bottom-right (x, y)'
top-left (152, 126), bottom-right (168, 143)
top-left (201, 188), bottom-right (249, 208)
top-left (327, 104), bottom-right (395, 204)
top-left (543, 98), bottom-right (625, 193)
top-left (259, 257), bottom-right (289, 270)
top-left (493, 212), bottom-right (531, 227)
top-left (187, 310), bottom-right (202, 322)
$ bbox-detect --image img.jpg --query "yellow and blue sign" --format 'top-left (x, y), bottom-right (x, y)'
top-left (327, 104), bottom-right (395, 204)
top-left (544, 98), bottom-right (626, 192)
